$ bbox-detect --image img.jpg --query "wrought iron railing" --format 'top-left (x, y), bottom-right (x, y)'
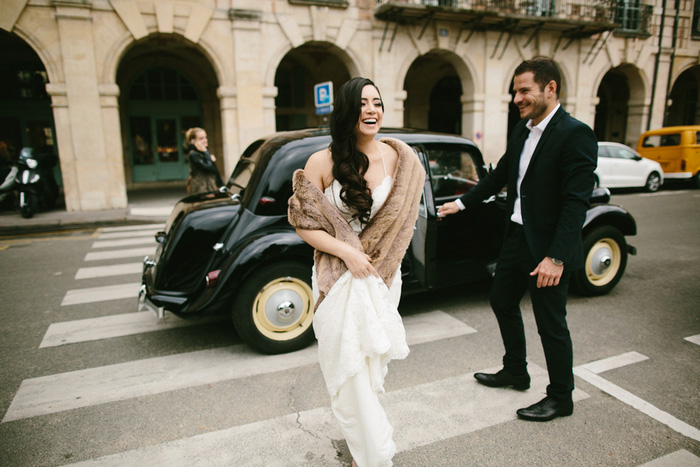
top-left (374, 0), bottom-right (636, 26)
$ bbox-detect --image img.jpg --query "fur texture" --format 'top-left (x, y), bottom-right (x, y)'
top-left (288, 137), bottom-right (425, 310)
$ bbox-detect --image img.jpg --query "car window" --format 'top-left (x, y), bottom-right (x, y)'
top-left (642, 134), bottom-right (680, 147)
top-left (607, 146), bottom-right (637, 160)
top-left (424, 144), bottom-right (481, 203)
top-left (598, 146), bottom-right (610, 158)
top-left (696, 132), bottom-right (700, 144)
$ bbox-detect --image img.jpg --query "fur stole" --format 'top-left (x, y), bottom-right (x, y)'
top-left (288, 137), bottom-right (425, 309)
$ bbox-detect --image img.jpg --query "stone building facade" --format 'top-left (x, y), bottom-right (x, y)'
top-left (1, 0), bottom-right (699, 212)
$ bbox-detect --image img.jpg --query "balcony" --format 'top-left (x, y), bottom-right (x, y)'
top-left (375, 0), bottom-right (619, 38)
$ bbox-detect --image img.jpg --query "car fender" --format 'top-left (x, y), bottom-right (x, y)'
top-left (185, 229), bottom-right (313, 314)
top-left (583, 204), bottom-right (637, 237)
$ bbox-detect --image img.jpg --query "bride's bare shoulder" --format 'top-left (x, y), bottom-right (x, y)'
top-left (304, 148), bottom-right (333, 190)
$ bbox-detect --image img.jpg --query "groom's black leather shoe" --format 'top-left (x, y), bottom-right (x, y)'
top-left (474, 369), bottom-right (530, 390)
top-left (517, 396), bottom-right (573, 422)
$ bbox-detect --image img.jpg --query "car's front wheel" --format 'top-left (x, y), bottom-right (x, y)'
top-left (645, 172), bottom-right (661, 192)
top-left (231, 262), bottom-right (315, 354)
top-left (571, 226), bottom-right (628, 296)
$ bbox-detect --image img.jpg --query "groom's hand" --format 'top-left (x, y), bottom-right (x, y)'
top-left (437, 201), bottom-right (460, 217)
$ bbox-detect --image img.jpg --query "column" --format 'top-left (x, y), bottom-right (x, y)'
top-left (53, 0), bottom-right (126, 210)
top-left (217, 85), bottom-right (240, 176)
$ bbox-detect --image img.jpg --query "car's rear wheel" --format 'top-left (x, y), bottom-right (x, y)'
top-left (645, 172), bottom-right (661, 192)
top-left (572, 226), bottom-right (628, 296)
top-left (231, 262), bottom-right (315, 354)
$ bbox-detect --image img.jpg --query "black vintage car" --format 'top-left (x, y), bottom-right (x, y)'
top-left (139, 128), bottom-right (637, 354)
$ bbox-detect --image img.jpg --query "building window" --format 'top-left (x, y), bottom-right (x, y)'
top-left (616, 0), bottom-right (641, 31)
top-left (613, 0), bottom-right (652, 37)
top-left (693, 0), bottom-right (700, 39)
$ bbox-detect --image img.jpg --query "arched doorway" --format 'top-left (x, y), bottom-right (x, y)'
top-left (0, 30), bottom-right (60, 182)
top-left (595, 70), bottom-right (630, 143)
top-left (116, 36), bottom-right (221, 186)
top-left (428, 76), bottom-right (462, 134)
top-left (666, 66), bottom-right (700, 126)
top-left (404, 53), bottom-right (463, 135)
top-left (274, 42), bottom-right (352, 131)
top-left (594, 64), bottom-right (645, 145)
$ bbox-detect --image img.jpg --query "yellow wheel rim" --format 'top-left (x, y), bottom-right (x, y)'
top-left (252, 276), bottom-right (314, 341)
top-left (585, 238), bottom-right (621, 286)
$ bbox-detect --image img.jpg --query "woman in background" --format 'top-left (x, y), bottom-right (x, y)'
top-left (185, 127), bottom-right (222, 194)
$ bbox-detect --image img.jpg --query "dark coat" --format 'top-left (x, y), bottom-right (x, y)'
top-left (458, 106), bottom-right (598, 270)
top-left (188, 146), bottom-right (223, 194)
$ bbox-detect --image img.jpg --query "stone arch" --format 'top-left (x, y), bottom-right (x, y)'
top-left (593, 63), bottom-right (646, 145)
top-left (264, 41), bottom-right (362, 89)
top-left (403, 49), bottom-right (477, 136)
top-left (272, 41), bottom-right (359, 131)
top-left (115, 34), bottom-right (222, 187)
top-left (103, 31), bottom-right (230, 89)
top-left (9, 25), bottom-right (61, 84)
top-left (666, 65), bottom-right (700, 125)
top-left (0, 28), bottom-right (61, 191)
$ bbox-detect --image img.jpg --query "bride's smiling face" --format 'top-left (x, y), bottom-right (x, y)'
top-left (355, 85), bottom-right (383, 139)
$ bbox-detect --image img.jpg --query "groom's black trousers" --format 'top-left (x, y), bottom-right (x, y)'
top-left (489, 222), bottom-right (574, 401)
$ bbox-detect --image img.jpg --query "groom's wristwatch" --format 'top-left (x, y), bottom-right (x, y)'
top-left (550, 257), bottom-right (564, 266)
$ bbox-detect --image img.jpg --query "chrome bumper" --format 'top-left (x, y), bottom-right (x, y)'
top-left (138, 283), bottom-right (165, 318)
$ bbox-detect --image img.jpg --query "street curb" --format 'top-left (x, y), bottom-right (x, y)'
top-left (0, 214), bottom-right (169, 237)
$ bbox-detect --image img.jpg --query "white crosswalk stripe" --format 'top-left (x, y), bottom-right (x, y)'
top-left (96, 229), bottom-right (161, 240)
top-left (684, 334), bottom-right (700, 346)
top-left (60, 282), bottom-right (141, 306)
top-left (84, 247), bottom-right (155, 261)
top-left (3, 311), bottom-right (476, 423)
top-left (100, 224), bottom-right (164, 232)
top-left (74, 262), bottom-right (142, 279)
top-left (39, 311), bottom-right (224, 348)
top-left (91, 237), bottom-right (157, 249)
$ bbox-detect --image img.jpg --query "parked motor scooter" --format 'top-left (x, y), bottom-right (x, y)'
top-left (16, 147), bottom-right (59, 219)
top-left (0, 159), bottom-right (18, 210)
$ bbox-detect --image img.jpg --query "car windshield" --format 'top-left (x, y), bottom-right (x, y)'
top-left (226, 139), bottom-right (265, 195)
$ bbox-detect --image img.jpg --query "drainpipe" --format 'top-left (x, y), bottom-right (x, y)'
top-left (647, 0), bottom-right (667, 130)
top-left (662, 0), bottom-right (681, 125)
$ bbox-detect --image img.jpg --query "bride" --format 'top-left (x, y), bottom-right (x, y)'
top-left (288, 77), bottom-right (425, 466)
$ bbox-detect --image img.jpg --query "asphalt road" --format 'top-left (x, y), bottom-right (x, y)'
top-left (0, 187), bottom-right (698, 466)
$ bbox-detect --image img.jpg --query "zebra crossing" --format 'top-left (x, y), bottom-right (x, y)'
top-left (2, 223), bottom-right (699, 466)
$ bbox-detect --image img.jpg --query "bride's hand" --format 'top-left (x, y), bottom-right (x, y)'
top-left (340, 246), bottom-right (379, 279)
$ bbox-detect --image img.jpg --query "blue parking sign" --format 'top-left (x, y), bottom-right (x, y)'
top-left (314, 82), bottom-right (333, 108)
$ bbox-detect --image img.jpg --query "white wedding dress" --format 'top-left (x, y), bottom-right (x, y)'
top-left (312, 150), bottom-right (409, 467)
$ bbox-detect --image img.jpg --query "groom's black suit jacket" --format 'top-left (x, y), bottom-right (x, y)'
top-left (459, 106), bottom-right (598, 270)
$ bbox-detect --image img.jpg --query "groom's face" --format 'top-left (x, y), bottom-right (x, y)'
top-left (513, 71), bottom-right (556, 126)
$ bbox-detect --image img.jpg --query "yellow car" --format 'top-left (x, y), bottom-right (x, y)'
top-left (637, 125), bottom-right (700, 187)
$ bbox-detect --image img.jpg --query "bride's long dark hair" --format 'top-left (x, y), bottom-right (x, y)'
top-left (329, 77), bottom-right (383, 225)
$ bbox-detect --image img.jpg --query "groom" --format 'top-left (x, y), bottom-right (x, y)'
top-left (438, 57), bottom-right (597, 421)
